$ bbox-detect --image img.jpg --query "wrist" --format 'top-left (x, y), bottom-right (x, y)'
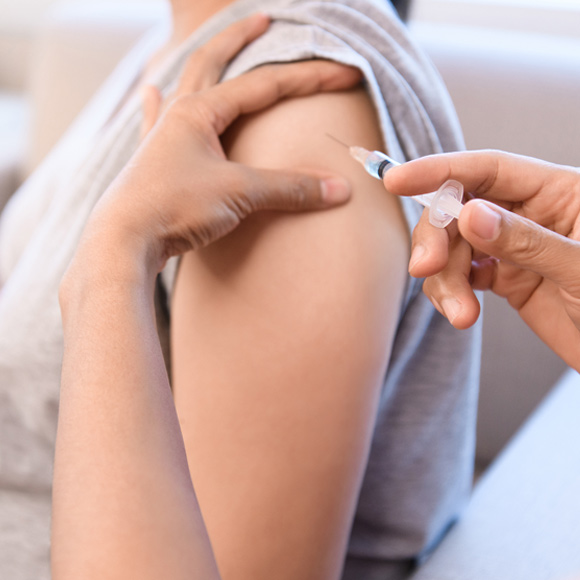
top-left (60, 221), bottom-right (159, 321)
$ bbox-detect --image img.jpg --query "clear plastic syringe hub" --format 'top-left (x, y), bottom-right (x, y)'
top-left (349, 146), bottom-right (463, 229)
top-left (411, 181), bottom-right (463, 228)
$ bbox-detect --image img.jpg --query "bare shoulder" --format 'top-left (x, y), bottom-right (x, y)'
top-left (223, 85), bottom-right (383, 165)
top-left (223, 85), bottom-right (401, 210)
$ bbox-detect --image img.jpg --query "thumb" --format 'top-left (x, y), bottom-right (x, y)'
top-left (244, 167), bottom-right (352, 212)
top-left (459, 199), bottom-right (580, 286)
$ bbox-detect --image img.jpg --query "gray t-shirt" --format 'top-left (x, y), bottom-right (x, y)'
top-left (0, 1), bottom-right (481, 578)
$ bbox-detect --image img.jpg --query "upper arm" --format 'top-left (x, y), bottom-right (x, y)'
top-left (170, 86), bottom-right (410, 580)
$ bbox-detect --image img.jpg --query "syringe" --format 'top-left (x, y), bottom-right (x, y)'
top-left (327, 135), bottom-right (464, 228)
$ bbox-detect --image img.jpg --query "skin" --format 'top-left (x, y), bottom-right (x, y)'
top-left (167, 7), bottom-right (409, 580)
top-left (383, 149), bottom-right (580, 371)
top-left (170, 84), bottom-right (408, 580)
top-left (55, 0), bottom-right (413, 574)
top-left (53, 14), bottom-right (364, 580)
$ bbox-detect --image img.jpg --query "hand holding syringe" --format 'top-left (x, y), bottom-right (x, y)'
top-left (327, 135), bottom-right (464, 228)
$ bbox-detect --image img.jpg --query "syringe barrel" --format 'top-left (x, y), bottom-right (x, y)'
top-left (411, 192), bottom-right (436, 210)
top-left (349, 145), bottom-right (464, 228)
top-left (350, 147), bottom-right (400, 179)
top-left (366, 151), bottom-right (400, 179)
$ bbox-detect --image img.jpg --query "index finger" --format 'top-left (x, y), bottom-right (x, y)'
top-left (175, 13), bottom-right (271, 96)
top-left (383, 149), bottom-right (575, 206)
top-left (195, 60), bottom-right (362, 135)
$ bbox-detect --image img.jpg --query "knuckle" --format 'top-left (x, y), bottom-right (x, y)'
top-left (166, 95), bottom-right (213, 126)
top-left (422, 275), bottom-right (438, 299)
top-left (290, 176), bottom-right (312, 207)
top-left (505, 220), bottom-right (546, 262)
top-left (181, 52), bottom-right (205, 80)
top-left (181, 46), bottom-right (221, 84)
top-left (422, 278), bottom-right (444, 315)
top-left (164, 98), bottom-right (192, 127)
top-left (422, 265), bottom-right (460, 302)
top-left (166, 94), bottom-right (193, 117)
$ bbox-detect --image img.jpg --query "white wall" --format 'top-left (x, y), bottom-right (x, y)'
top-left (0, 0), bottom-right (163, 89)
top-left (0, 0), bottom-right (160, 30)
top-left (411, 0), bottom-right (580, 38)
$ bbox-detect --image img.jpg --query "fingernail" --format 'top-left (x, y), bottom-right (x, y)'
top-left (409, 245), bottom-right (426, 271)
top-left (321, 177), bottom-right (351, 204)
top-left (471, 202), bottom-right (501, 241)
top-left (441, 297), bottom-right (462, 324)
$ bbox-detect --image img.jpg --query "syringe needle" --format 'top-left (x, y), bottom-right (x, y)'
top-left (325, 133), bottom-right (350, 149)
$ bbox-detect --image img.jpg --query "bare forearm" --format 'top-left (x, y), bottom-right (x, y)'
top-left (53, 247), bottom-right (220, 580)
top-left (50, 31), bottom-right (360, 576)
